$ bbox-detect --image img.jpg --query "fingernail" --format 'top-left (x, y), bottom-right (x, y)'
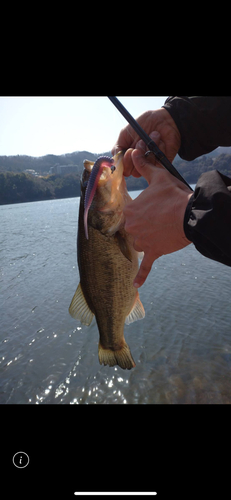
top-left (133, 282), bottom-right (140, 288)
top-left (136, 140), bottom-right (146, 151)
top-left (150, 131), bottom-right (160, 141)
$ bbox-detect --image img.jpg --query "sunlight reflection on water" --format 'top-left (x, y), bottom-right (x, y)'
top-left (1, 194), bottom-right (231, 404)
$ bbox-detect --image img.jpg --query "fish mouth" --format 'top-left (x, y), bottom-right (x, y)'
top-left (83, 156), bottom-right (115, 181)
top-left (83, 154), bottom-right (122, 240)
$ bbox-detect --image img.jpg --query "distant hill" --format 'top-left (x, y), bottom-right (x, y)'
top-left (174, 151), bottom-right (231, 184)
top-left (1, 148), bottom-right (231, 205)
top-left (0, 150), bottom-right (103, 176)
top-left (0, 150), bottom-right (148, 205)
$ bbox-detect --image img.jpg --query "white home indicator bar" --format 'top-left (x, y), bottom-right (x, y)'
top-left (74, 494), bottom-right (157, 496)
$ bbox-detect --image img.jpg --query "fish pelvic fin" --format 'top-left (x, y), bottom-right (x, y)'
top-left (98, 341), bottom-right (135, 370)
top-left (125, 292), bottom-right (145, 325)
top-left (69, 283), bottom-right (94, 326)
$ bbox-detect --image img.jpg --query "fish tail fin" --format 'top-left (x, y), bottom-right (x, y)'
top-left (98, 342), bottom-right (135, 370)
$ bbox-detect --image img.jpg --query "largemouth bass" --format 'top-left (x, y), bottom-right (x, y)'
top-left (69, 152), bottom-right (145, 370)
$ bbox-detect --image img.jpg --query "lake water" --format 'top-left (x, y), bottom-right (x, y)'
top-left (1, 191), bottom-right (231, 404)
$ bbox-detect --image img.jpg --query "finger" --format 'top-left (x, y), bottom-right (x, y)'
top-left (111, 147), bottom-right (141, 178)
top-left (135, 139), bottom-right (146, 152)
top-left (144, 131), bottom-right (166, 167)
top-left (111, 124), bottom-right (139, 156)
top-left (123, 149), bottom-right (141, 178)
top-left (111, 143), bottom-right (121, 156)
top-left (149, 130), bottom-right (161, 146)
top-left (134, 132), bottom-right (161, 154)
top-left (133, 253), bottom-right (154, 288)
top-left (131, 149), bottom-right (156, 184)
top-left (137, 131), bottom-right (165, 169)
top-left (149, 131), bottom-right (166, 156)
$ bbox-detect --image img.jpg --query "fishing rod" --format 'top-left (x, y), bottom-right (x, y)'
top-left (108, 96), bottom-right (193, 192)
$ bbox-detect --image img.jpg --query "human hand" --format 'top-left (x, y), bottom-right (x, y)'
top-left (123, 145), bottom-right (193, 288)
top-left (112, 108), bottom-right (181, 177)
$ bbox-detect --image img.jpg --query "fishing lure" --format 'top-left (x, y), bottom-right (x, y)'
top-left (84, 156), bottom-right (114, 239)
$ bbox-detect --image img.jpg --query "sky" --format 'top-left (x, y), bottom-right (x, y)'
top-left (0, 96), bottom-right (168, 157)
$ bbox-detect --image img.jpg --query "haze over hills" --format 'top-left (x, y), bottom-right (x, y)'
top-left (1, 147), bottom-right (231, 205)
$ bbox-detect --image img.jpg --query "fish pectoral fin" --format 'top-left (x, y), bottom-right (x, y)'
top-left (69, 283), bottom-right (94, 326)
top-left (114, 231), bottom-right (132, 262)
top-left (125, 292), bottom-right (145, 325)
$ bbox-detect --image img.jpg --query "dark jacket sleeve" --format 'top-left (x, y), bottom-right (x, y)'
top-left (163, 96), bottom-right (231, 161)
top-left (184, 170), bottom-right (231, 267)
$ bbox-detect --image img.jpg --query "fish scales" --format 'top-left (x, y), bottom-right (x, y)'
top-left (69, 152), bottom-right (145, 369)
top-left (79, 225), bottom-right (137, 349)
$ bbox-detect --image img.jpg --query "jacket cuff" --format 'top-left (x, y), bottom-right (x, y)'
top-left (184, 170), bottom-right (231, 266)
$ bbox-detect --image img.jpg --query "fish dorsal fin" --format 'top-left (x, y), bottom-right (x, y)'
top-left (115, 231), bottom-right (132, 262)
top-left (69, 283), bottom-right (94, 326)
top-left (125, 292), bottom-right (145, 325)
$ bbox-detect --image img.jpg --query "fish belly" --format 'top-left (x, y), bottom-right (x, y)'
top-left (78, 224), bottom-right (138, 369)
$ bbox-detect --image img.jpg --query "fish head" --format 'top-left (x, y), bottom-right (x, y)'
top-left (83, 151), bottom-right (124, 189)
top-left (82, 157), bottom-right (115, 190)
top-left (96, 152), bottom-right (125, 203)
top-left (82, 152), bottom-right (128, 239)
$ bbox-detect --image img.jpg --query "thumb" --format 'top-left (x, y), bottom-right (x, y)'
top-left (131, 149), bottom-right (155, 185)
top-left (133, 253), bottom-right (154, 288)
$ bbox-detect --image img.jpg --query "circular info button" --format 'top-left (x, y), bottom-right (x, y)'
top-left (12, 452), bottom-right (30, 469)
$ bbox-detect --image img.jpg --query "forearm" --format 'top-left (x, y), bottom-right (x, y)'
top-left (163, 96), bottom-right (231, 161)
